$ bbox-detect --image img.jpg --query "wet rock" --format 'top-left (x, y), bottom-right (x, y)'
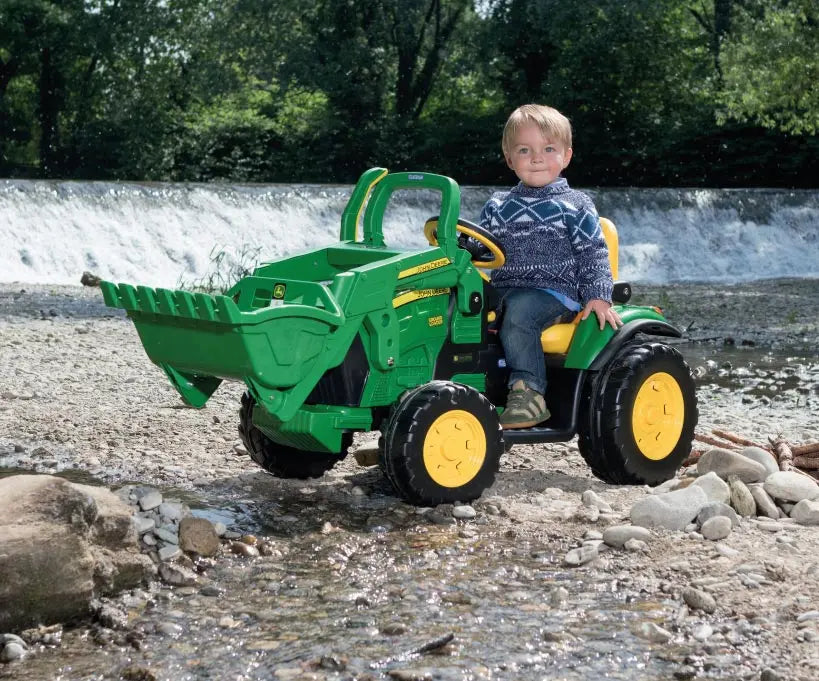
top-left (635, 622), bottom-right (672, 642)
top-left (701, 516), bottom-right (732, 541)
top-left (157, 562), bottom-right (199, 587)
top-left (0, 475), bottom-right (152, 631)
top-left (563, 544), bottom-right (598, 566)
top-left (697, 501), bottom-right (740, 528)
top-left (764, 472), bottom-right (819, 503)
top-left (691, 471), bottom-right (731, 504)
top-left (179, 517), bottom-right (221, 557)
top-left (697, 448), bottom-right (767, 483)
top-left (740, 446), bottom-right (779, 478)
top-left (630, 485), bottom-right (708, 530)
top-left (682, 587), bottom-right (717, 613)
top-left (80, 271), bottom-right (102, 287)
top-left (0, 641), bottom-right (26, 662)
top-left (728, 475), bottom-right (757, 517)
top-left (790, 499), bottom-right (819, 526)
top-left (602, 525), bottom-right (652, 548)
top-left (136, 489), bottom-right (163, 512)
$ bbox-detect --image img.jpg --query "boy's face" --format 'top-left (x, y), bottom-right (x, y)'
top-left (504, 121), bottom-right (572, 188)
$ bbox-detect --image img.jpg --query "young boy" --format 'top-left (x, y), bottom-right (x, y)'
top-left (480, 104), bottom-right (623, 429)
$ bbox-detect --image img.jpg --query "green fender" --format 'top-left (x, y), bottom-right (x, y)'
top-left (564, 306), bottom-right (681, 370)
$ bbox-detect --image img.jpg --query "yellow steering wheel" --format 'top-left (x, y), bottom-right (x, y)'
top-left (423, 216), bottom-right (506, 270)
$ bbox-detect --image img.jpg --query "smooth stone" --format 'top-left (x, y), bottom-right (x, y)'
top-left (581, 490), bottom-right (612, 512)
top-left (701, 516), bottom-right (732, 541)
top-left (158, 562), bottom-right (199, 587)
top-left (691, 472), bottom-right (730, 504)
top-left (630, 485), bottom-right (709, 531)
top-left (452, 505), bottom-right (476, 520)
top-left (158, 502), bottom-right (187, 523)
top-left (728, 475), bottom-right (757, 517)
top-left (650, 478), bottom-right (682, 495)
top-left (748, 484), bottom-right (780, 519)
top-left (740, 447), bottom-right (779, 477)
top-left (179, 517), bottom-right (221, 557)
top-left (635, 622), bottom-right (672, 642)
top-left (697, 448), bottom-right (767, 483)
top-left (697, 501), bottom-right (740, 528)
top-left (0, 642), bottom-right (26, 662)
top-left (692, 624), bottom-right (714, 641)
top-left (624, 538), bottom-right (648, 552)
top-left (137, 489), bottom-right (163, 511)
top-left (154, 526), bottom-right (179, 545)
top-left (133, 515), bottom-right (156, 535)
top-left (790, 499), bottom-right (819, 526)
top-left (682, 587), bottom-right (717, 613)
top-left (564, 544), bottom-right (598, 567)
top-left (764, 471), bottom-right (819, 503)
top-left (158, 545), bottom-right (182, 562)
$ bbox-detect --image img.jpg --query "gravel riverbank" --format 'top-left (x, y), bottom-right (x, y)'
top-left (1, 281), bottom-right (818, 681)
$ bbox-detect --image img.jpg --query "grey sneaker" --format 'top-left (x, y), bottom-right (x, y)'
top-left (500, 380), bottom-right (551, 429)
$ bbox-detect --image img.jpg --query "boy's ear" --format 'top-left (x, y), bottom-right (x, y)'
top-left (562, 147), bottom-right (573, 168)
top-left (504, 152), bottom-right (513, 169)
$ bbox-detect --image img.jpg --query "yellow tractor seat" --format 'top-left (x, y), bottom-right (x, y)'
top-left (539, 217), bottom-right (620, 354)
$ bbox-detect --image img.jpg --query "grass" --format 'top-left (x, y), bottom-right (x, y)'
top-left (178, 244), bottom-right (262, 294)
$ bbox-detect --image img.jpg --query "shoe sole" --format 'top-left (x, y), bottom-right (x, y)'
top-left (501, 414), bottom-right (551, 429)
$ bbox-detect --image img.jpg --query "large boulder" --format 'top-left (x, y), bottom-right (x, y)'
top-left (630, 485), bottom-right (709, 531)
top-left (0, 475), bottom-right (154, 632)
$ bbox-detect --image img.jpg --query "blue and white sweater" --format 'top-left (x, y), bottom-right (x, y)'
top-left (479, 177), bottom-right (613, 305)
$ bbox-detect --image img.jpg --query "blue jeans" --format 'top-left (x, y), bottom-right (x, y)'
top-left (496, 287), bottom-right (570, 395)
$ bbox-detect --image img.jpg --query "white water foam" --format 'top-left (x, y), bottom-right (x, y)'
top-left (1, 180), bottom-right (817, 286)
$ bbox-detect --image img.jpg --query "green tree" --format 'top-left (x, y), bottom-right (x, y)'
top-left (718, 0), bottom-right (819, 135)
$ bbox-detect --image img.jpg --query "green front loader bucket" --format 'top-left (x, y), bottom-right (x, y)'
top-left (101, 277), bottom-right (348, 419)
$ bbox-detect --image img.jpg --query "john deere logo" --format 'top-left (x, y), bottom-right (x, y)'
top-left (273, 284), bottom-right (286, 299)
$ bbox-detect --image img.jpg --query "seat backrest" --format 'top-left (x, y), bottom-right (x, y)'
top-left (540, 217), bottom-right (619, 354)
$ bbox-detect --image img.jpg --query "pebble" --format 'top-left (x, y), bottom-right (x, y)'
top-left (697, 501), bottom-right (740, 528)
top-left (581, 490), bottom-right (612, 512)
top-left (682, 587), bottom-right (717, 613)
top-left (692, 624), bottom-right (714, 641)
top-left (137, 489), bottom-right (163, 511)
top-left (452, 505), bottom-right (476, 520)
top-left (635, 621), bottom-right (672, 643)
top-left (563, 544), bottom-right (598, 567)
top-left (701, 516), bottom-right (732, 540)
top-left (623, 538), bottom-right (648, 552)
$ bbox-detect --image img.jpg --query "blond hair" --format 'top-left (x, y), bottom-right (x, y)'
top-left (502, 104), bottom-right (573, 155)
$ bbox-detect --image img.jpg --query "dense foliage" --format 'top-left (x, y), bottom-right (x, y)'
top-left (1, 0), bottom-right (816, 186)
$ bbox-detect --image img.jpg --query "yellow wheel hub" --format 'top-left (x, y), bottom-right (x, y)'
top-left (632, 372), bottom-right (685, 460)
top-left (422, 410), bottom-right (487, 488)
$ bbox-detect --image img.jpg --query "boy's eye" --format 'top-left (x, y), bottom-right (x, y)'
top-left (517, 147), bottom-right (529, 155)
top-left (544, 146), bottom-right (555, 153)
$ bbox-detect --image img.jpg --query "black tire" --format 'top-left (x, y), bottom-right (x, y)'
top-left (578, 341), bottom-right (697, 485)
top-left (238, 392), bottom-right (350, 479)
top-left (381, 381), bottom-right (503, 506)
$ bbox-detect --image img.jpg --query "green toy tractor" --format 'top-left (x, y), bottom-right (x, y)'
top-left (101, 168), bottom-right (697, 506)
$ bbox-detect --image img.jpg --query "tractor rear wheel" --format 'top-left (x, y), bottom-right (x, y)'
top-left (381, 381), bottom-right (503, 506)
top-left (578, 341), bottom-right (697, 485)
top-left (238, 392), bottom-right (350, 479)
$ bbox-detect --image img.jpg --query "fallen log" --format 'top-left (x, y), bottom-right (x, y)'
top-left (791, 442), bottom-right (819, 457)
top-left (711, 429), bottom-right (766, 450)
top-left (793, 456), bottom-right (819, 470)
top-left (769, 437), bottom-right (794, 472)
top-left (694, 433), bottom-right (740, 450)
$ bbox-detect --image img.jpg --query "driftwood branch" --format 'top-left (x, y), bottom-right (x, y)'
top-left (769, 437), bottom-right (793, 472)
top-left (792, 442), bottom-right (819, 457)
top-left (695, 432), bottom-right (740, 449)
top-left (793, 456), bottom-right (819, 470)
top-left (711, 429), bottom-right (766, 449)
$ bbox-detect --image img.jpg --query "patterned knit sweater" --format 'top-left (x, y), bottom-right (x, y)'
top-left (479, 177), bottom-right (613, 304)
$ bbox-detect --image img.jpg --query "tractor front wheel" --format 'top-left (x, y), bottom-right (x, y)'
top-left (381, 381), bottom-right (503, 506)
top-left (238, 392), bottom-right (350, 479)
top-left (578, 341), bottom-right (697, 485)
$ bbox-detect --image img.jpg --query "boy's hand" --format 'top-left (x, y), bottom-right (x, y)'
top-left (581, 299), bottom-right (623, 331)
